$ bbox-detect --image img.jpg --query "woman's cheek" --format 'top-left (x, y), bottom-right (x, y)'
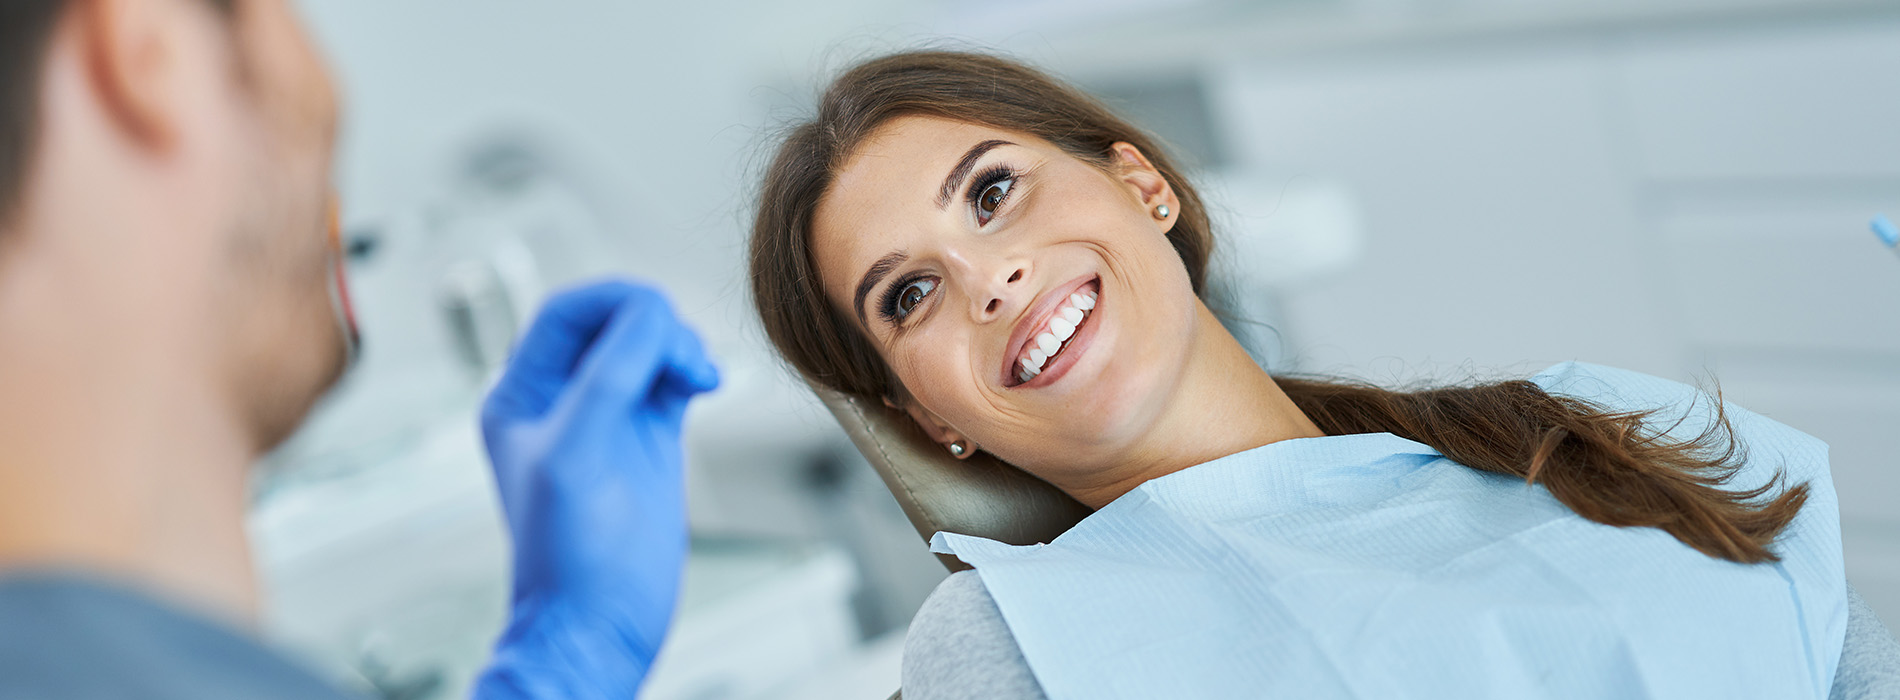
top-left (910, 330), bottom-right (993, 419)
top-left (888, 345), bottom-right (929, 393)
top-left (891, 337), bottom-right (961, 403)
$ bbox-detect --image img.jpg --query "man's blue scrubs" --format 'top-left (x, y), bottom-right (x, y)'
top-left (0, 574), bottom-right (357, 699)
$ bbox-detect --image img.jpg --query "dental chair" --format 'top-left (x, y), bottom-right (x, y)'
top-left (814, 385), bottom-right (1086, 700)
top-left (812, 385), bottom-right (1092, 574)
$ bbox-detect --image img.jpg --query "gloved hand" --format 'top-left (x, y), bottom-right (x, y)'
top-left (471, 279), bottom-right (719, 700)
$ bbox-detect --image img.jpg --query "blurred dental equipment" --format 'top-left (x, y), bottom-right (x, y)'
top-left (249, 133), bottom-right (629, 698)
top-left (250, 131), bottom-right (886, 700)
top-left (260, 134), bottom-right (620, 488)
top-left (1875, 215), bottom-right (1897, 257)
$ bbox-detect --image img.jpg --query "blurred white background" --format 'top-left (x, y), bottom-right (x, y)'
top-left (250, 0), bottom-right (1900, 697)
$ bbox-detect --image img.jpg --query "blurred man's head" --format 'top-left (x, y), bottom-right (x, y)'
top-left (0, 0), bottom-right (346, 456)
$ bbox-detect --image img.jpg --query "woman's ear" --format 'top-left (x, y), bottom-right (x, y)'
top-left (884, 395), bottom-right (976, 460)
top-left (1110, 142), bottom-right (1180, 233)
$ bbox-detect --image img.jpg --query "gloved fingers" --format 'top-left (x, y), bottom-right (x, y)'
top-left (566, 287), bottom-right (712, 417)
top-left (648, 331), bottom-right (720, 423)
top-left (489, 279), bottom-right (647, 421)
top-left (655, 320), bottom-right (720, 397)
top-left (647, 369), bottom-right (706, 432)
top-left (615, 326), bottom-right (719, 448)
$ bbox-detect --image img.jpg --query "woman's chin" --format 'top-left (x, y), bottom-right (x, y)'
top-left (1049, 358), bottom-right (1171, 446)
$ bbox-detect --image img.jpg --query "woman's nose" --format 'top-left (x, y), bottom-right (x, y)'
top-left (967, 262), bottom-right (1027, 322)
top-left (942, 244), bottom-right (1028, 321)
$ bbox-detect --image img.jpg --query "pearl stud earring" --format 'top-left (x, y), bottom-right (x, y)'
top-left (948, 441), bottom-right (967, 457)
top-left (1153, 203), bottom-right (1171, 220)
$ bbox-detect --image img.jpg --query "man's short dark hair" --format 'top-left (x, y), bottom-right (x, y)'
top-left (0, 1), bottom-right (67, 227)
top-left (0, 0), bottom-right (234, 228)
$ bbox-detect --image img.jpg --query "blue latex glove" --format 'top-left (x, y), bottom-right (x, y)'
top-left (472, 279), bottom-right (718, 700)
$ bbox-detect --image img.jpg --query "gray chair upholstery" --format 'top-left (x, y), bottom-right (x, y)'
top-left (810, 384), bottom-right (1093, 572)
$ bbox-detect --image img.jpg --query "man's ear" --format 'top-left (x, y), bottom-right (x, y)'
top-left (1110, 142), bottom-right (1180, 233)
top-left (73, 0), bottom-right (187, 149)
top-left (882, 395), bottom-right (975, 460)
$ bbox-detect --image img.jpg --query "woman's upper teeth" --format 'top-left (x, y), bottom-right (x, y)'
top-left (1037, 333), bottom-right (1061, 356)
top-left (1017, 289), bottom-right (1098, 383)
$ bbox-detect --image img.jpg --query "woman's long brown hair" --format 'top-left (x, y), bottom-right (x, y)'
top-left (749, 50), bottom-right (1807, 564)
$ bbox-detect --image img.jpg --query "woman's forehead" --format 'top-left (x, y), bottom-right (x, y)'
top-left (828, 117), bottom-right (1018, 209)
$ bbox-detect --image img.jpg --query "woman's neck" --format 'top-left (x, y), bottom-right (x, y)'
top-left (1062, 303), bottom-right (1324, 509)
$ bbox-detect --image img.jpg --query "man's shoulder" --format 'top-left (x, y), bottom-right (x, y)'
top-left (0, 573), bottom-right (358, 700)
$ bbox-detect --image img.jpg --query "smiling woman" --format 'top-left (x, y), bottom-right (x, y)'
top-left (747, 51), bottom-right (1854, 698)
top-left (799, 109), bottom-right (1288, 508)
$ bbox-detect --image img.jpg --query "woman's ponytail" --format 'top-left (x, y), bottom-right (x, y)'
top-left (1275, 377), bottom-right (1808, 564)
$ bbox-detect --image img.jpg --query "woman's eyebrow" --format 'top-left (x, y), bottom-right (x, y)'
top-left (936, 139), bottom-right (1013, 208)
top-left (854, 250), bottom-right (909, 325)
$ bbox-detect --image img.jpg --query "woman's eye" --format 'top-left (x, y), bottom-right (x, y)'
top-left (896, 278), bottom-right (937, 318)
top-left (975, 178), bottom-right (1014, 224)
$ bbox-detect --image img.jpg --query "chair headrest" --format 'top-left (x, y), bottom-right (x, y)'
top-left (810, 383), bottom-right (1094, 572)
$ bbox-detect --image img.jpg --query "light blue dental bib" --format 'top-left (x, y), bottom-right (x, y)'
top-left (931, 362), bottom-right (1845, 699)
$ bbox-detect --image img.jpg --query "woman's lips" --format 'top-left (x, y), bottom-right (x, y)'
top-left (1002, 276), bottom-right (1101, 388)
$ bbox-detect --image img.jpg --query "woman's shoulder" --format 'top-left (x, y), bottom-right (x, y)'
top-left (903, 571), bottom-right (1048, 700)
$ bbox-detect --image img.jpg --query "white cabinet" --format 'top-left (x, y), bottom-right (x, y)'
top-left (1213, 49), bottom-right (1681, 376)
top-left (1613, 20), bottom-right (1900, 182)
